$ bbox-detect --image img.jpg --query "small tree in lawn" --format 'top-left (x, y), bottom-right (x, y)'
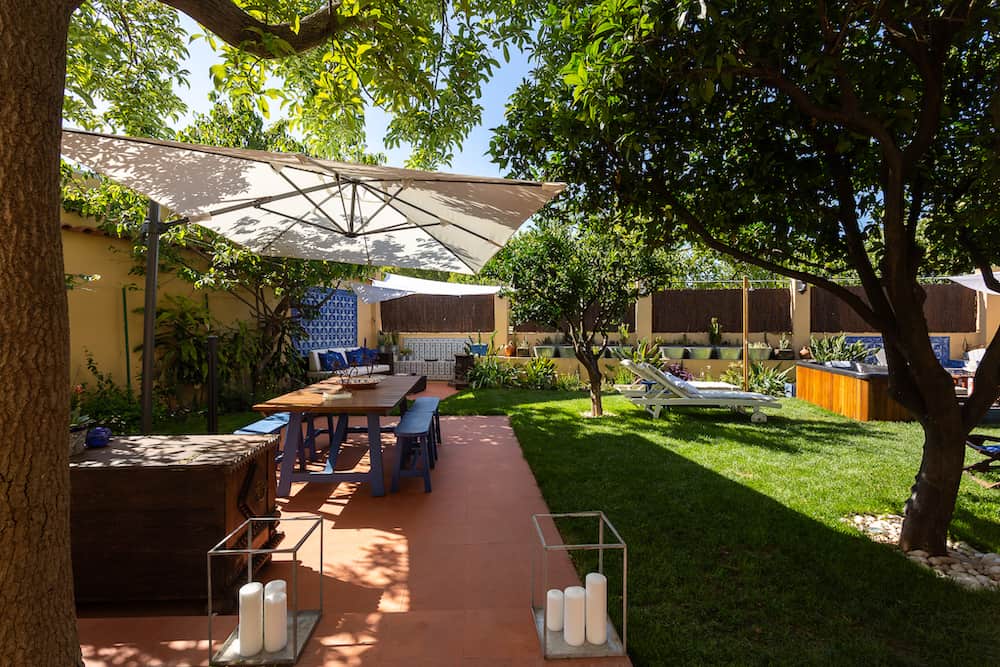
top-left (484, 213), bottom-right (670, 416)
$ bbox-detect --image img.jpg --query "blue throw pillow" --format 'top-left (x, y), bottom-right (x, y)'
top-left (319, 351), bottom-right (336, 371)
top-left (346, 348), bottom-right (366, 366)
top-left (362, 347), bottom-right (380, 364)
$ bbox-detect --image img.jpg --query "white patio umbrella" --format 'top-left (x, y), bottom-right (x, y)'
top-left (60, 129), bottom-right (564, 431)
top-left (61, 129), bottom-right (564, 274)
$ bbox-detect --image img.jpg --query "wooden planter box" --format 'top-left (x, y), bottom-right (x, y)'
top-left (70, 435), bottom-right (281, 608)
top-left (796, 362), bottom-right (912, 422)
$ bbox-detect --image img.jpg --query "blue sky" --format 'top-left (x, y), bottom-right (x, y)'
top-left (177, 16), bottom-right (531, 178)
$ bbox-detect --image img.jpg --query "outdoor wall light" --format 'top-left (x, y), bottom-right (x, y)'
top-left (796, 280), bottom-right (808, 294)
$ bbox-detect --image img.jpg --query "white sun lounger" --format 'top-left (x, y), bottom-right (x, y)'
top-left (618, 360), bottom-right (781, 421)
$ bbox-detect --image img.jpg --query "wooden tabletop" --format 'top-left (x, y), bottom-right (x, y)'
top-left (253, 374), bottom-right (422, 415)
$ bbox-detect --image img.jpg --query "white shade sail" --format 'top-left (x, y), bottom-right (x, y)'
top-left (947, 272), bottom-right (1000, 295)
top-left (353, 272), bottom-right (503, 303)
top-left (60, 130), bottom-right (565, 274)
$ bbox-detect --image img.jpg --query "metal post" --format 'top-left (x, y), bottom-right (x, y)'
top-left (207, 335), bottom-right (219, 434)
top-left (743, 276), bottom-right (750, 392)
top-left (122, 287), bottom-right (131, 390)
top-left (141, 201), bottom-right (160, 434)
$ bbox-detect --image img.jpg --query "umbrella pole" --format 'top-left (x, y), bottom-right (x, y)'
top-left (141, 201), bottom-right (160, 434)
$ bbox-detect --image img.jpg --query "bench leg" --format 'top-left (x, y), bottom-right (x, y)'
top-left (277, 412), bottom-right (303, 497)
top-left (419, 435), bottom-right (432, 493)
top-left (391, 435), bottom-right (409, 493)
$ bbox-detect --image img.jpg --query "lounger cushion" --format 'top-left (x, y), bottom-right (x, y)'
top-left (664, 373), bottom-right (703, 397)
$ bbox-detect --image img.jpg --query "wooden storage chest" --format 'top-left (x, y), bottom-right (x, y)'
top-left (70, 434), bottom-right (281, 606)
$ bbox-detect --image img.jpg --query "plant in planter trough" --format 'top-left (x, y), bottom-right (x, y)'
top-left (773, 332), bottom-right (795, 360)
top-left (659, 336), bottom-right (688, 360)
top-left (616, 323), bottom-right (634, 357)
top-left (717, 339), bottom-right (742, 360)
top-left (533, 336), bottom-right (556, 358)
top-left (557, 335), bottom-right (576, 359)
top-left (747, 340), bottom-right (772, 361)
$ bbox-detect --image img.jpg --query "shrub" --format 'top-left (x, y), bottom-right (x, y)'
top-left (467, 356), bottom-right (521, 389)
top-left (519, 356), bottom-right (558, 390)
top-left (809, 334), bottom-right (870, 362)
top-left (77, 354), bottom-right (163, 433)
top-left (661, 362), bottom-right (693, 381)
top-left (720, 362), bottom-right (791, 397)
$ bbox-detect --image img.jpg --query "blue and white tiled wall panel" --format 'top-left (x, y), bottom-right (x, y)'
top-left (402, 337), bottom-right (468, 361)
top-left (294, 288), bottom-right (357, 354)
top-left (845, 335), bottom-right (951, 365)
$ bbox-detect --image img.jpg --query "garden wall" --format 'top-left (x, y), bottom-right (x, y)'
top-left (62, 211), bottom-right (257, 390)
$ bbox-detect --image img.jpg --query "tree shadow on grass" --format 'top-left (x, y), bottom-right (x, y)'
top-left (497, 398), bottom-right (1000, 665)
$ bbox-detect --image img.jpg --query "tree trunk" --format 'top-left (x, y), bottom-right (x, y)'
top-left (578, 352), bottom-right (604, 417)
top-left (900, 394), bottom-right (968, 555)
top-left (0, 2), bottom-right (82, 664)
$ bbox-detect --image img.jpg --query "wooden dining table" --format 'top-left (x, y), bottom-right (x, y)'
top-left (253, 374), bottom-right (423, 497)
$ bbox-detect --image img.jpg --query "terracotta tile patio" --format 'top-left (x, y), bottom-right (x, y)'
top-left (78, 382), bottom-right (630, 666)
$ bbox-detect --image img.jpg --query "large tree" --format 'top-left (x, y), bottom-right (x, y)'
top-left (0, 1), bottom-right (541, 663)
top-left (484, 214), bottom-right (671, 416)
top-left (491, 1), bottom-right (1000, 555)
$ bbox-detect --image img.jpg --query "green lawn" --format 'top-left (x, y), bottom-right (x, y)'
top-left (441, 390), bottom-right (1000, 665)
top-left (154, 410), bottom-right (259, 435)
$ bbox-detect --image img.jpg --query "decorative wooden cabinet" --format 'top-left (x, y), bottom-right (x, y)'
top-left (70, 435), bottom-right (281, 607)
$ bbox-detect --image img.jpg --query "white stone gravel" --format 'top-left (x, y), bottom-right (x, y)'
top-left (845, 514), bottom-right (1000, 591)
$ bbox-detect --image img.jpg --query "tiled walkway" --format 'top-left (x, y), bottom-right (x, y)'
top-left (78, 383), bottom-right (630, 666)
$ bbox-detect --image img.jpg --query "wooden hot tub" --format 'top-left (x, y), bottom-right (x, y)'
top-left (796, 361), bottom-right (912, 422)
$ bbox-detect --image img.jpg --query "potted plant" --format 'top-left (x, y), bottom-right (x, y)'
top-left (687, 318), bottom-right (719, 359)
top-left (659, 335), bottom-right (688, 360)
top-left (516, 337), bottom-right (531, 357)
top-left (69, 384), bottom-right (91, 456)
top-left (557, 335), bottom-right (576, 359)
top-left (502, 337), bottom-right (517, 357)
top-left (533, 336), bottom-right (556, 358)
top-left (748, 340), bottom-right (772, 361)
top-left (468, 331), bottom-right (489, 356)
top-left (773, 332), bottom-right (795, 360)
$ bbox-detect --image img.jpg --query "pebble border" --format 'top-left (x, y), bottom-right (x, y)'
top-left (846, 514), bottom-right (1000, 591)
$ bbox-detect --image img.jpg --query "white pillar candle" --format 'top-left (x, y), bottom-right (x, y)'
top-left (545, 589), bottom-right (564, 632)
top-left (264, 579), bottom-right (286, 598)
top-left (585, 572), bottom-right (608, 645)
top-left (237, 582), bottom-right (264, 657)
top-left (562, 586), bottom-right (586, 647)
top-left (263, 590), bottom-right (288, 653)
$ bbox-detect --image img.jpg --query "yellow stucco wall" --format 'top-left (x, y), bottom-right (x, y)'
top-left (62, 212), bottom-right (257, 390)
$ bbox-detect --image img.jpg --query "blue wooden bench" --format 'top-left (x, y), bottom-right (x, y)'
top-left (408, 396), bottom-right (441, 462)
top-left (391, 410), bottom-right (434, 493)
top-left (234, 412), bottom-right (290, 435)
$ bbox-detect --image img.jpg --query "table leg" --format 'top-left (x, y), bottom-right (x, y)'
top-left (367, 413), bottom-right (386, 497)
top-left (277, 412), bottom-right (304, 497)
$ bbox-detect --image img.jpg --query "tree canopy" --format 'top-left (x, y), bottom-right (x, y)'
top-left (491, 0), bottom-right (1000, 553)
top-left (483, 211), bottom-right (672, 415)
top-left (65, 0), bottom-right (544, 166)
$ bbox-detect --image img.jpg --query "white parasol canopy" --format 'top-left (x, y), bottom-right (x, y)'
top-left (60, 129), bottom-right (564, 274)
top-left (947, 272), bottom-right (1000, 296)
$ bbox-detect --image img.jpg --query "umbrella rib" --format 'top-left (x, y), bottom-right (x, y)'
top-left (200, 181), bottom-right (350, 220)
top-left (351, 183), bottom-right (407, 234)
top-left (275, 169), bottom-right (351, 235)
top-left (254, 205), bottom-right (351, 254)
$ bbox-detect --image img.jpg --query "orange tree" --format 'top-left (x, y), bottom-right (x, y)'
top-left (491, 1), bottom-right (1000, 555)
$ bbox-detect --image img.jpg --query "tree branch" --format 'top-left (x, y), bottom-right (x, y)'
top-left (162, 0), bottom-right (366, 58)
top-left (663, 193), bottom-right (882, 327)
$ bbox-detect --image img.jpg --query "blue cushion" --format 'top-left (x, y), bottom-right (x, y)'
top-left (362, 347), bottom-right (380, 364)
top-left (319, 351), bottom-right (347, 371)
top-left (346, 348), bottom-right (366, 366)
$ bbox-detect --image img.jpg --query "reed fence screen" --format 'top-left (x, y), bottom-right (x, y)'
top-left (380, 294), bottom-right (495, 333)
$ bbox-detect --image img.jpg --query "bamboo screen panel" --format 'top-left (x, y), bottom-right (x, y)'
top-left (651, 288), bottom-right (792, 333)
top-left (810, 284), bottom-right (976, 333)
top-left (380, 294), bottom-right (495, 333)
